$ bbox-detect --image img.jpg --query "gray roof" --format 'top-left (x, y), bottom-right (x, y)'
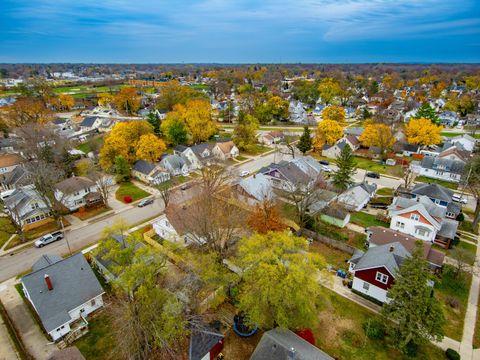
top-left (189, 326), bottom-right (223, 360)
top-left (238, 173), bottom-right (274, 201)
top-left (162, 154), bottom-right (186, 170)
top-left (56, 176), bottom-right (95, 194)
top-left (411, 183), bottom-right (453, 203)
top-left (420, 156), bottom-right (465, 175)
top-left (250, 328), bottom-right (334, 360)
top-left (4, 188), bottom-right (48, 214)
top-left (132, 160), bottom-right (156, 175)
top-left (32, 254), bottom-right (63, 272)
top-left (291, 156), bottom-right (322, 178)
top-left (447, 201), bottom-right (461, 216)
top-left (0, 165), bottom-right (31, 187)
top-left (80, 117), bottom-right (98, 128)
top-left (21, 253), bottom-right (104, 333)
top-left (390, 195), bottom-right (446, 219)
top-left (354, 242), bottom-right (410, 276)
top-left (438, 218), bottom-right (459, 239)
top-left (190, 143), bottom-right (214, 159)
top-left (344, 127), bottom-right (364, 136)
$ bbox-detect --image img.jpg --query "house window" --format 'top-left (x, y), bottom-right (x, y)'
top-left (31, 203), bottom-right (39, 210)
top-left (415, 228), bottom-right (430, 237)
top-left (74, 191), bottom-right (80, 196)
top-left (26, 219), bottom-right (31, 224)
top-left (395, 221), bottom-right (405, 229)
top-left (35, 216), bottom-right (40, 221)
top-left (410, 213), bottom-right (420, 221)
top-left (375, 272), bottom-right (389, 284)
top-left (363, 282), bottom-right (370, 291)
top-left (447, 212), bottom-right (455, 218)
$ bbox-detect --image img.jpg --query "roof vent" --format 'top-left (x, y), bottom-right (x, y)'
top-left (389, 245), bottom-right (395, 252)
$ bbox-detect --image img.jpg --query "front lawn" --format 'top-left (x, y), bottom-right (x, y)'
top-left (416, 176), bottom-right (459, 190)
top-left (474, 287), bottom-right (480, 349)
top-left (441, 132), bottom-right (480, 139)
top-left (115, 182), bottom-right (150, 203)
top-left (315, 288), bottom-right (445, 360)
top-left (459, 219), bottom-right (478, 234)
top-left (75, 312), bottom-right (114, 360)
top-left (73, 206), bottom-right (111, 221)
top-left (456, 240), bottom-right (478, 261)
top-left (235, 155), bottom-right (248, 162)
top-left (434, 265), bottom-right (472, 341)
top-left (353, 157), bottom-right (405, 178)
top-left (0, 217), bottom-right (16, 249)
top-left (350, 212), bottom-right (389, 229)
top-left (242, 144), bottom-right (272, 155)
top-left (314, 219), bottom-right (367, 249)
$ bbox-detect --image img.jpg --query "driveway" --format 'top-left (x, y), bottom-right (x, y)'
top-left (0, 311), bottom-right (19, 360)
top-left (0, 278), bottom-right (56, 360)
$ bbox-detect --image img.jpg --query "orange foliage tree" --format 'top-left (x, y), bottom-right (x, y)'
top-left (248, 200), bottom-right (287, 234)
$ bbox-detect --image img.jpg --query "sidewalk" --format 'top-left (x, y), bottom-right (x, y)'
top-left (0, 310), bottom-right (20, 360)
top-left (0, 278), bottom-right (56, 360)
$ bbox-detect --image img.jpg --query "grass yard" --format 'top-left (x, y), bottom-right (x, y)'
top-left (376, 187), bottom-right (394, 196)
top-left (0, 217), bottom-right (16, 249)
top-left (314, 219), bottom-right (367, 249)
top-left (310, 241), bottom-right (351, 270)
top-left (279, 201), bottom-right (297, 220)
top-left (75, 312), bottom-right (115, 360)
top-left (73, 206), bottom-right (111, 221)
top-left (434, 265), bottom-right (472, 341)
top-left (441, 132), bottom-right (480, 139)
top-left (456, 240), bottom-right (478, 260)
top-left (315, 288), bottom-right (445, 360)
top-left (459, 219), bottom-right (478, 234)
top-left (353, 157), bottom-right (405, 178)
top-left (350, 212), bottom-right (389, 229)
top-left (235, 155), bottom-right (248, 161)
top-left (242, 144), bottom-right (272, 155)
top-left (115, 182), bottom-right (150, 203)
top-left (76, 136), bottom-right (104, 154)
top-left (416, 176), bottom-right (459, 190)
top-left (474, 287), bottom-right (480, 349)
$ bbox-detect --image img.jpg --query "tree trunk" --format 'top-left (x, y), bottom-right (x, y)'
top-left (473, 198), bottom-right (480, 230)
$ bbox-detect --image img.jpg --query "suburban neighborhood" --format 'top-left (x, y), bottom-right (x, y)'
top-left (1, 1), bottom-right (480, 360)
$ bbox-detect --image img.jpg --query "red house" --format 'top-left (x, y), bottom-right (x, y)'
top-left (189, 325), bottom-right (224, 360)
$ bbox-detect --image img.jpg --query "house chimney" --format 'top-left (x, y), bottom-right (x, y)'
top-left (44, 274), bottom-right (53, 291)
top-left (288, 347), bottom-right (296, 359)
top-left (389, 245), bottom-right (395, 252)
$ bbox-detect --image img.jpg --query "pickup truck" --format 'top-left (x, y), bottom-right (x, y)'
top-left (34, 231), bottom-right (64, 248)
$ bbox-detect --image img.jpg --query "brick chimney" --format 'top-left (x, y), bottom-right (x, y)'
top-left (44, 274), bottom-right (53, 291)
top-left (389, 245), bottom-right (395, 252)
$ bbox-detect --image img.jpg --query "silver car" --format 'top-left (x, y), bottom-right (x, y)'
top-left (34, 231), bottom-right (64, 248)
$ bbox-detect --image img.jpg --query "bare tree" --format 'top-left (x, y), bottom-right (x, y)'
top-left (156, 181), bottom-right (173, 208)
top-left (403, 166), bottom-right (418, 190)
top-left (449, 247), bottom-right (476, 279)
top-left (86, 165), bottom-right (114, 207)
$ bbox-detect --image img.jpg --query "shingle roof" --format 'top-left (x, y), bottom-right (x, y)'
top-left (132, 160), bottom-right (156, 175)
top-left (48, 347), bottom-right (86, 360)
top-left (411, 183), bottom-right (453, 203)
top-left (420, 156), bottom-right (465, 175)
top-left (162, 154), bottom-right (186, 170)
top-left (56, 176), bottom-right (95, 194)
top-left (215, 141), bottom-right (236, 154)
top-left (189, 326), bottom-right (223, 360)
top-left (21, 253), bottom-right (104, 333)
top-left (250, 328), bottom-right (334, 360)
top-left (32, 254), bottom-right (63, 272)
top-left (354, 242), bottom-right (410, 276)
top-left (238, 173), bottom-right (274, 201)
top-left (80, 117), bottom-right (98, 128)
top-left (0, 153), bottom-right (22, 168)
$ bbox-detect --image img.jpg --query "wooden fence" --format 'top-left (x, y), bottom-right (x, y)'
top-left (296, 228), bottom-right (357, 255)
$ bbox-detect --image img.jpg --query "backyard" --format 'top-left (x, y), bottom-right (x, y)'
top-left (350, 212), bottom-right (389, 229)
top-left (115, 182), bottom-right (150, 203)
top-left (416, 176), bottom-right (459, 190)
top-left (353, 156), bottom-right (405, 178)
top-left (310, 241), bottom-right (351, 270)
top-left (75, 312), bottom-right (114, 360)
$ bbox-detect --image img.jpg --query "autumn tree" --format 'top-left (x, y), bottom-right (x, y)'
top-left (155, 80), bottom-right (208, 111)
top-left (136, 133), bottom-right (167, 162)
top-left (3, 97), bottom-right (53, 126)
top-left (313, 120), bottom-right (343, 149)
top-left (248, 200), bottom-right (286, 234)
top-left (114, 155), bottom-right (131, 183)
top-left (382, 242), bottom-right (445, 355)
top-left (413, 103), bottom-right (440, 125)
top-left (99, 121), bottom-right (154, 170)
top-left (318, 78), bottom-right (342, 105)
top-left (17, 77), bottom-right (53, 105)
top-left (160, 113), bottom-right (188, 146)
top-left (233, 111), bottom-right (259, 152)
top-left (57, 94), bottom-right (75, 111)
top-left (359, 122), bottom-right (395, 160)
top-left (405, 118), bottom-right (442, 146)
top-left (444, 94), bottom-right (475, 116)
top-left (321, 105), bottom-right (346, 123)
top-left (238, 231), bottom-right (325, 329)
top-left (114, 87), bottom-right (141, 114)
top-left (332, 144), bottom-right (357, 190)
top-left (97, 92), bottom-right (115, 107)
top-left (254, 95), bottom-right (289, 124)
top-left (296, 125), bottom-right (312, 155)
top-left (291, 79), bottom-right (319, 107)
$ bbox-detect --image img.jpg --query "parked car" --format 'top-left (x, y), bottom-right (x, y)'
top-left (320, 165), bottom-right (332, 172)
top-left (319, 160), bottom-right (330, 166)
top-left (34, 231), bottom-right (64, 248)
top-left (240, 170), bottom-right (250, 177)
top-left (138, 198), bottom-right (154, 207)
top-left (366, 172), bottom-right (380, 179)
top-left (452, 194), bottom-right (468, 204)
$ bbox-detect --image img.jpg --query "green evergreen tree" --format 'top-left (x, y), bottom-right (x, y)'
top-left (332, 144), bottom-right (356, 190)
top-left (414, 102), bottom-right (440, 125)
top-left (233, 111), bottom-right (259, 152)
top-left (382, 242), bottom-right (445, 355)
top-left (296, 125), bottom-right (312, 155)
top-left (114, 155), bottom-right (131, 183)
top-left (146, 111), bottom-right (161, 135)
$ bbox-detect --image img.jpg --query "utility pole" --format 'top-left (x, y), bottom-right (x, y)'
top-left (60, 218), bottom-right (72, 256)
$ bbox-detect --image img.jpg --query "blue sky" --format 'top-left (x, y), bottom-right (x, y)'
top-left (1, 0), bottom-right (479, 63)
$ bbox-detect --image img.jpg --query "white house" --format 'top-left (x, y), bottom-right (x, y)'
top-left (55, 176), bottom-right (102, 211)
top-left (448, 134), bottom-right (476, 153)
top-left (21, 253), bottom-right (104, 341)
top-left (321, 138), bottom-right (358, 160)
top-left (213, 141), bottom-right (239, 160)
top-left (337, 182), bottom-right (377, 211)
top-left (160, 154), bottom-right (191, 176)
top-left (79, 117), bottom-right (102, 133)
top-left (234, 173), bottom-right (274, 206)
top-left (3, 188), bottom-right (52, 229)
top-left (132, 160), bottom-right (170, 185)
top-left (152, 212), bottom-right (206, 245)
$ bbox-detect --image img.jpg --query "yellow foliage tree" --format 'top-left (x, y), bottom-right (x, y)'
top-left (58, 94), bottom-right (75, 110)
top-left (321, 105), bottom-right (345, 123)
top-left (135, 133), bottom-right (167, 162)
top-left (114, 87), bottom-right (141, 114)
top-left (405, 118), bottom-right (442, 146)
top-left (167, 99), bottom-right (215, 143)
top-left (99, 121), bottom-right (154, 170)
top-left (97, 92), bottom-right (115, 106)
top-left (318, 78), bottom-right (342, 105)
top-left (313, 120), bottom-right (343, 149)
top-left (359, 122), bottom-right (396, 159)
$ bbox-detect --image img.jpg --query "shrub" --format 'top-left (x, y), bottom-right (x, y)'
top-left (123, 195), bottom-right (133, 203)
top-left (446, 348), bottom-right (461, 360)
top-left (456, 212), bottom-right (465, 222)
top-left (404, 340), bottom-right (418, 357)
top-left (362, 319), bottom-right (385, 340)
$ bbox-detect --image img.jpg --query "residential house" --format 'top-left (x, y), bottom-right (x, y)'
top-left (48, 347), bottom-right (86, 360)
top-left (174, 143), bottom-right (215, 170)
top-left (153, 209), bottom-right (205, 245)
top-left (366, 226), bottom-right (444, 271)
top-left (161, 154), bottom-right (191, 176)
top-left (393, 142), bottom-right (420, 156)
top-left (348, 242), bottom-right (411, 303)
top-left (4, 188), bottom-right (52, 229)
top-left (344, 127), bottom-right (364, 137)
top-left (407, 183), bottom-right (460, 219)
top-left (449, 134), bottom-right (476, 152)
top-left (250, 328), bottom-right (334, 360)
top-left (132, 160), bottom-right (170, 185)
top-left (21, 253), bottom-right (104, 341)
top-left (234, 173), bottom-right (275, 206)
top-left (388, 195), bottom-right (458, 247)
top-left (322, 138), bottom-right (358, 160)
top-left (188, 325), bottom-right (224, 360)
top-left (258, 131), bottom-right (285, 145)
top-left (439, 111), bottom-right (460, 127)
top-left (213, 140), bottom-right (239, 160)
top-left (260, 160), bottom-right (312, 192)
top-left (0, 165), bottom-right (33, 191)
top-left (79, 117), bottom-right (102, 133)
top-left (410, 156), bottom-right (465, 183)
top-left (289, 100), bottom-right (307, 123)
top-left (337, 182), bottom-right (377, 211)
top-left (55, 176), bottom-right (102, 212)
top-left (0, 153), bottom-right (22, 175)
